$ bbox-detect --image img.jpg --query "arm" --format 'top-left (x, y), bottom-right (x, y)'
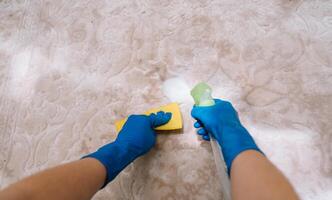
top-left (0, 111), bottom-right (171, 200)
top-left (231, 150), bottom-right (298, 200)
top-left (0, 158), bottom-right (105, 200)
top-left (191, 99), bottom-right (299, 200)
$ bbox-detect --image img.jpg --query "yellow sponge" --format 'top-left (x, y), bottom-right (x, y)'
top-left (114, 103), bottom-right (182, 132)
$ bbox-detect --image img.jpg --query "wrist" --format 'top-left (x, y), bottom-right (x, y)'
top-left (82, 141), bottom-right (139, 187)
top-left (216, 125), bottom-right (263, 176)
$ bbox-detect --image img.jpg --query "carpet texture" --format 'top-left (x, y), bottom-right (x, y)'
top-left (0, 0), bottom-right (331, 199)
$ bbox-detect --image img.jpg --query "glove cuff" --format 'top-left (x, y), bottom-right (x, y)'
top-left (82, 141), bottom-right (138, 188)
top-left (225, 146), bottom-right (264, 177)
top-left (217, 125), bottom-right (264, 176)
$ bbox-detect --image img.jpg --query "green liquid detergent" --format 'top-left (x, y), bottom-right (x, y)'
top-left (190, 82), bottom-right (215, 106)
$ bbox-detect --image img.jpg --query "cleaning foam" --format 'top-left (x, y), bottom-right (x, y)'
top-left (162, 77), bottom-right (193, 104)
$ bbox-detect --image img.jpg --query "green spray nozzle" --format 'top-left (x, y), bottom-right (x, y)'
top-left (191, 82), bottom-right (215, 106)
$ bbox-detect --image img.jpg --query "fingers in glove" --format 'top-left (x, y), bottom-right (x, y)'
top-left (197, 128), bottom-right (207, 135)
top-left (202, 134), bottom-right (210, 141)
top-left (196, 128), bottom-right (210, 141)
top-left (149, 111), bottom-right (172, 128)
top-left (194, 121), bottom-right (202, 128)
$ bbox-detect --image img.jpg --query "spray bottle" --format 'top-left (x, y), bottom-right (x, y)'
top-left (191, 82), bottom-right (231, 200)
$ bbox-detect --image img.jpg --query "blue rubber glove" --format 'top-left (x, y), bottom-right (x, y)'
top-left (191, 99), bottom-right (262, 175)
top-left (83, 111), bottom-right (172, 187)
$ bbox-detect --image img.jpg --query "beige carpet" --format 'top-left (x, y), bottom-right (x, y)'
top-left (1, 0), bottom-right (332, 199)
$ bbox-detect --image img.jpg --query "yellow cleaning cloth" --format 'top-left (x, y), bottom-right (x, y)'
top-left (114, 103), bottom-right (182, 132)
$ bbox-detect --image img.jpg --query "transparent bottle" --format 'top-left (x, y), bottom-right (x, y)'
top-left (191, 82), bottom-right (231, 200)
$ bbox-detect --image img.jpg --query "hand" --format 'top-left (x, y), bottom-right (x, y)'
top-left (83, 111), bottom-right (171, 187)
top-left (191, 99), bottom-right (262, 175)
top-left (116, 112), bottom-right (172, 156)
